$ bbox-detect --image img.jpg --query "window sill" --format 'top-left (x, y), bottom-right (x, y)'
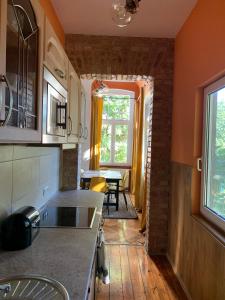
top-left (100, 165), bottom-right (131, 169)
top-left (192, 214), bottom-right (225, 246)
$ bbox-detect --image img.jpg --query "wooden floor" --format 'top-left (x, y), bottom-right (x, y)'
top-left (96, 217), bottom-right (187, 300)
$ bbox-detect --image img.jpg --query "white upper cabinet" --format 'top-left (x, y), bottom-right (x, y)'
top-left (67, 62), bottom-right (80, 143)
top-left (0, 0), bottom-right (44, 143)
top-left (79, 84), bottom-right (88, 142)
top-left (44, 18), bottom-right (68, 89)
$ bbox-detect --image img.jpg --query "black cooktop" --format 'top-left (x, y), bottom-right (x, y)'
top-left (39, 206), bottom-right (96, 229)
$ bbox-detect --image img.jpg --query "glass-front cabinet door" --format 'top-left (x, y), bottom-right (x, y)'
top-left (0, 0), bottom-right (43, 142)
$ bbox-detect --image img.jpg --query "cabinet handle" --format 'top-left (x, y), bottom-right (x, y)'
top-left (0, 75), bottom-right (13, 127)
top-left (56, 103), bottom-right (67, 129)
top-left (84, 126), bottom-right (88, 139)
top-left (54, 68), bottom-right (65, 79)
top-left (79, 123), bottom-right (83, 138)
top-left (67, 116), bottom-right (72, 136)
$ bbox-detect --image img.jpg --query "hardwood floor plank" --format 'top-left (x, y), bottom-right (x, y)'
top-left (127, 246), bottom-right (147, 300)
top-left (109, 245), bottom-right (123, 300)
top-left (150, 256), bottom-right (188, 300)
top-left (96, 214), bottom-right (187, 300)
top-left (136, 246), bottom-right (162, 300)
top-left (119, 245), bottom-right (135, 300)
top-left (104, 219), bottom-right (145, 245)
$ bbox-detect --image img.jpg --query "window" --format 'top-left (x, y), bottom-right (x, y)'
top-left (100, 91), bottom-right (134, 166)
top-left (202, 77), bottom-right (225, 231)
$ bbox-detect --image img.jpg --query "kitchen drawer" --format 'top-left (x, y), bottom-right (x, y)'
top-left (44, 18), bottom-right (68, 89)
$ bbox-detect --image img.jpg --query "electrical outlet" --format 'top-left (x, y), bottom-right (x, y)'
top-left (42, 186), bottom-right (49, 197)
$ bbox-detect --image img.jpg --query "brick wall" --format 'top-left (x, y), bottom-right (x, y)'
top-left (66, 34), bottom-right (174, 254)
top-left (61, 148), bottom-right (78, 190)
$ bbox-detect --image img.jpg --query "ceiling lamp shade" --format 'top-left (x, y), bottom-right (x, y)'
top-left (111, 0), bottom-right (141, 27)
top-left (111, 0), bottom-right (132, 27)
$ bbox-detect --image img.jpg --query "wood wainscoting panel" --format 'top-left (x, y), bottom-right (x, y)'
top-left (168, 162), bottom-right (225, 300)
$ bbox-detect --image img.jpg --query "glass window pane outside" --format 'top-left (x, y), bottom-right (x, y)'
top-left (205, 87), bottom-right (225, 220)
top-left (100, 124), bottom-right (111, 163)
top-left (102, 95), bottom-right (130, 120)
top-left (115, 125), bottom-right (128, 163)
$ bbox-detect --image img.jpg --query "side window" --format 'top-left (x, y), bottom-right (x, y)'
top-left (201, 77), bottom-right (225, 231)
top-left (100, 93), bottom-right (134, 166)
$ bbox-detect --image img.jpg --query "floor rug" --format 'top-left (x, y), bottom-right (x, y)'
top-left (102, 193), bottom-right (138, 219)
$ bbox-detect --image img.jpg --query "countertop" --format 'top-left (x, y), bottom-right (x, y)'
top-left (0, 190), bottom-right (104, 300)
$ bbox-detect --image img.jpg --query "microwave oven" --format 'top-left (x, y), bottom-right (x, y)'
top-left (42, 67), bottom-right (67, 143)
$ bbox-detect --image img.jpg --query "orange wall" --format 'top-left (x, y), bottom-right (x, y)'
top-left (171, 0), bottom-right (225, 166)
top-left (39, 0), bottom-right (65, 46)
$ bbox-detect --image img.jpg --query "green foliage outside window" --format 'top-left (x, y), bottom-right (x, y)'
top-left (100, 95), bottom-right (131, 164)
top-left (115, 125), bottom-right (128, 163)
top-left (102, 95), bottom-right (130, 120)
top-left (209, 88), bottom-right (225, 219)
top-left (101, 124), bottom-right (111, 163)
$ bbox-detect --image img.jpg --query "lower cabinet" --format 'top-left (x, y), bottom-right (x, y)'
top-left (86, 253), bottom-right (97, 300)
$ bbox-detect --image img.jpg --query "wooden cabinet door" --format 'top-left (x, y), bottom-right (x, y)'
top-left (44, 18), bottom-right (68, 89)
top-left (0, 0), bottom-right (43, 143)
top-left (67, 62), bottom-right (79, 143)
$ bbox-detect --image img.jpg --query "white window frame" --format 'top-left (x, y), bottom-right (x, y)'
top-left (201, 76), bottom-right (225, 231)
top-left (100, 89), bottom-right (134, 167)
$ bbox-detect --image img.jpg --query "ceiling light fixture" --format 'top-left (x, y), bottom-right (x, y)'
top-left (111, 0), bottom-right (141, 27)
top-left (92, 81), bottom-right (109, 97)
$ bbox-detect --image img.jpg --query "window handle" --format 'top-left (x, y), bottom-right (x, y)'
top-left (197, 157), bottom-right (202, 172)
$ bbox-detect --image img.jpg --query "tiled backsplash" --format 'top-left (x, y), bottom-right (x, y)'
top-left (0, 145), bottom-right (60, 225)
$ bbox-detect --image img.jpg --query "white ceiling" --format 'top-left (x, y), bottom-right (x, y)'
top-left (51, 0), bottom-right (197, 38)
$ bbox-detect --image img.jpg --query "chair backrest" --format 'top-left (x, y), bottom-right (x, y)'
top-left (89, 177), bottom-right (107, 193)
top-left (121, 170), bottom-right (129, 189)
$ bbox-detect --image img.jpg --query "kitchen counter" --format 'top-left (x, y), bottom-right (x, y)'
top-left (0, 190), bottom-right (104, 300)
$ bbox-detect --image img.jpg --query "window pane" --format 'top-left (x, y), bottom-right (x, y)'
top-left (100, 124), bottom-right (111, 163)
top-left (115, 125), bottom-right (128, 163)
top-left (102, 96), bottom-right (130, 120)
top-left (206, 87), bottom-right (225, 219)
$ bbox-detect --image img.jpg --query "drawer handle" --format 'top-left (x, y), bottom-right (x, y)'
top-left (55, 68), bottom-right (65, 79)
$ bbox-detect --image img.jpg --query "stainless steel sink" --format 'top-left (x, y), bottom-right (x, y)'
top-left (0, 275), bottom-right (70, 299)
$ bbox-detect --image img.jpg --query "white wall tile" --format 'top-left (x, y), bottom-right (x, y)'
top-left (40, 151), bottom-right (60, 205)
top-left (0, 146), bottom-right (60, 221)
top-left (13, 146), bottom-right (59, 160)
top-left (12, 157), bottom-right (40, 204)
top-left (0, 162), bottom-right (12, 222)
top-left (0, 146), bottom-right (13, 162)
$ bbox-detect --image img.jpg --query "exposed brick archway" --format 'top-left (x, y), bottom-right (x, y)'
top-left (66, 34), bottom-right (174, 254)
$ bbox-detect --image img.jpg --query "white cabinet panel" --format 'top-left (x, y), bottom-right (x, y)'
top-left (44, 18), bottom-right (68, 89)
top-left (79, 84), bottom-right (88, 142)
top-left (67, 62), bottom-right (80, 143)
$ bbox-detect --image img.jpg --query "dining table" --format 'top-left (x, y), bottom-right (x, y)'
top-left (80, 170), bottom-right (122, 210)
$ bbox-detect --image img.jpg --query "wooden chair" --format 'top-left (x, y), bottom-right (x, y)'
top-left (89, 176), bottom-right (108, 193)
top-left (108, 170), bottom-right (129, 209)
top-left (80, 169), bottom-right (90, 190)
top-left (89, 177), bottom-right (111, 214)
